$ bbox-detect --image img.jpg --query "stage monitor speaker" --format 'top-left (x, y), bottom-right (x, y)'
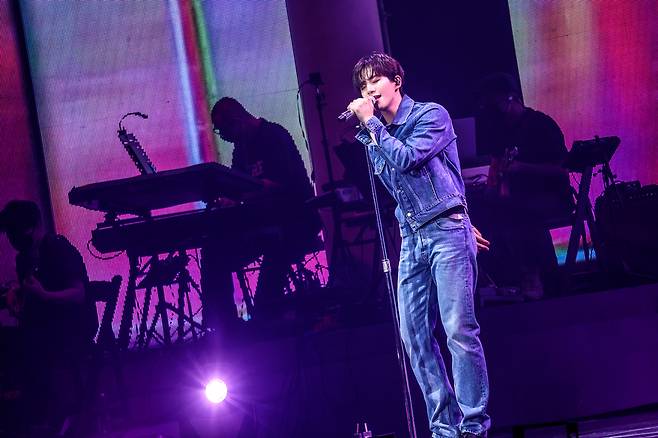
top-left (595, 181), bottom-right (658, 277)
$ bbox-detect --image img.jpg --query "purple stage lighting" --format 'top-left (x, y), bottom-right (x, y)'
top-left (205, 378), bottom-right (228, 404)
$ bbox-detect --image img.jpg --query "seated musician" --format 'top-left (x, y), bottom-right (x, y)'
top-left (201, 97), bottom-right (321, 330)
top-left (0, 200), bottom-right (98, 436)
top-left (473, 74), bottom-right (573, 298)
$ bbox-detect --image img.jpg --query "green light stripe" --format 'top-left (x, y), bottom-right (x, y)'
top-left (190, 0), bottom-right (222, 155)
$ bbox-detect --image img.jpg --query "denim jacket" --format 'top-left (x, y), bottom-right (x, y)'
top-left (355, 95), bottom-right (467, 236)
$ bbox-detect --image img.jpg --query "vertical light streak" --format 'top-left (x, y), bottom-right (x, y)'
top-left (168, 0), bottom-right (201, 165)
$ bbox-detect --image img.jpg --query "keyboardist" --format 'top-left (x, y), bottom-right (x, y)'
top-left (201, 97), bottom-right (321, 332)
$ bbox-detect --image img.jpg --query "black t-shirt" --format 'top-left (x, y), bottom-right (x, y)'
top-left (490, 108), bottom-right (572, 205)
top-left (231, 119), bottom-right (315, 204)
top-left (490, 108), bottom-right (567, 164)
top-left (17, 234), bottom-right (97, 348)
top-left (231, 119), bottom-right (321, 239)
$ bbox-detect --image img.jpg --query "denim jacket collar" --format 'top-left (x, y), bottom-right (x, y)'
top-left (389, 94), bottom-right (414, 126)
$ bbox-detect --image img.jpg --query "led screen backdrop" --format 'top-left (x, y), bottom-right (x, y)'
top-left (0, 1), bottom-right (45, 285)
top-left (20, 0), bottom-right (312, 342)
top-left (508, 0), bottom-right (658, 262)
top-left (509, 0), bottom-right (658, 192)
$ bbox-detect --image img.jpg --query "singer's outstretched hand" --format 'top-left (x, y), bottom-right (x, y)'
top-left (472, 225), bottom-right (490, 253)
top-left (347, 97), bottom-right (375, 123)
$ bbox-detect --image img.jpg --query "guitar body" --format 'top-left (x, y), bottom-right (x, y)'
top-left (488, 146), bottom-right (518, 198)
top-left (0, 282), bottom-right (25, 318)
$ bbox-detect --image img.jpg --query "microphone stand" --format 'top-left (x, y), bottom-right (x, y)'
top-left (362, 143), bottom-right (418, 438)
top-left (308, 73), bottom-right (351, 287)
top-left (309, 75), bottom-right (417, 435)
top-left (309, 73), bottom-right (335, 190)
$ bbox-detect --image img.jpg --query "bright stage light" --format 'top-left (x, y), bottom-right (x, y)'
top-left (205, 378), bottom-right (228, 404)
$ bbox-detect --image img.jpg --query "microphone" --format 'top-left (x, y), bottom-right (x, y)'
top-left (338, 96), bottom-right (375, 121)
top-left (337, 108), bottom-right (354, 121)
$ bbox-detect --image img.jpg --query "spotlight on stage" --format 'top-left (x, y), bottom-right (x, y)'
top-left (205, 378), bottom-right (228, 404)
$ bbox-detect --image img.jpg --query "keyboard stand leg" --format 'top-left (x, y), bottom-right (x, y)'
top-left (156, 283), bottom-right (172, 345)
top-left (118, 252), bottom-right (139, 350)
top-left (137, 286), bottom-right (153, 349)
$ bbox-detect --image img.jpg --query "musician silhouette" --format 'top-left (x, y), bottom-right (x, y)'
top-left (0, 200), bottom-right (97, 436)
top-left (201, 97), bottom-right (321, 332)
top-left (473, 73), bottom-right (574, 298)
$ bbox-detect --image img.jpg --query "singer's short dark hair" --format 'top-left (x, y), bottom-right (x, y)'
top-left (352, 52), bottom-right (404, 94)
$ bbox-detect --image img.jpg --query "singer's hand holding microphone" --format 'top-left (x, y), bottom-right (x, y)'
top-left (338, 96), bottom-right (376, 123)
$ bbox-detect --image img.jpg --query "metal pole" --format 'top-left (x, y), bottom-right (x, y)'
top-left (362, 146), bottom-right (417, 438)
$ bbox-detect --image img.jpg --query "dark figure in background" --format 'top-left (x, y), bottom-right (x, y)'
top-left (0, 200), bottom-right (97, 437)
top-left (474, 73), bottom-right (574, 298)
top-left (201, 97), bottom-right (321, 332)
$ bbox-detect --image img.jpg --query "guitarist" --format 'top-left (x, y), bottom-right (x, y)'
top-left (474, 74), bottom-right (573, 298)
top-left (0, 200), bottom-right (97, 436)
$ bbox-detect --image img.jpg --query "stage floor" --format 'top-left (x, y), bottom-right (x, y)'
top-left (2, 282), bottom-right (657, 437)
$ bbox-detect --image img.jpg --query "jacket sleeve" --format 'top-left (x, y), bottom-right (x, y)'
top-left (365, 105), bottom-right (456, 173)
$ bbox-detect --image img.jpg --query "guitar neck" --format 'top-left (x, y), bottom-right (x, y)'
top-left (118, 129), bottom-right (157, 175)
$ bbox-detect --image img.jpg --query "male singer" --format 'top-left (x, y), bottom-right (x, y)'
top-left (346, 52), bottom-right (490, 438)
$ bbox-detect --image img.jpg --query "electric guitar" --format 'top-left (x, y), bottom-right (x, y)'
top-left (488, 146), bottom-right (518, 197)
top-left (0, 282), bottom-right (23, 317)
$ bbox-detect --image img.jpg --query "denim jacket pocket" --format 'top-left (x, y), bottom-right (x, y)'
top-left (434, 214), bottom-right (465, 231)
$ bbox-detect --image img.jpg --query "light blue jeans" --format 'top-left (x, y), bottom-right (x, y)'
top-left (397, 213), bottom-right (490, 437)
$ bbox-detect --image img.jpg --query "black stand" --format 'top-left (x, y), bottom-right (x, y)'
top-left (138, 252), bottom-right (205, 349)
top-left (563, 136), bottom-right (619, 269)
top-left (306, 73), bottom-right (416, 435)
top-left (565, 165), bottom-right (599, 268)
top-left (117, 252), bottom-right (205, 349)
top-left (308, 73), bottom-right (354, 287)
top-left (118, 252), bottom-right (139, 350)
top-left (363, 146), bottom-right (418, 438)
top-left (309, 72), bottom-right (336, 190)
